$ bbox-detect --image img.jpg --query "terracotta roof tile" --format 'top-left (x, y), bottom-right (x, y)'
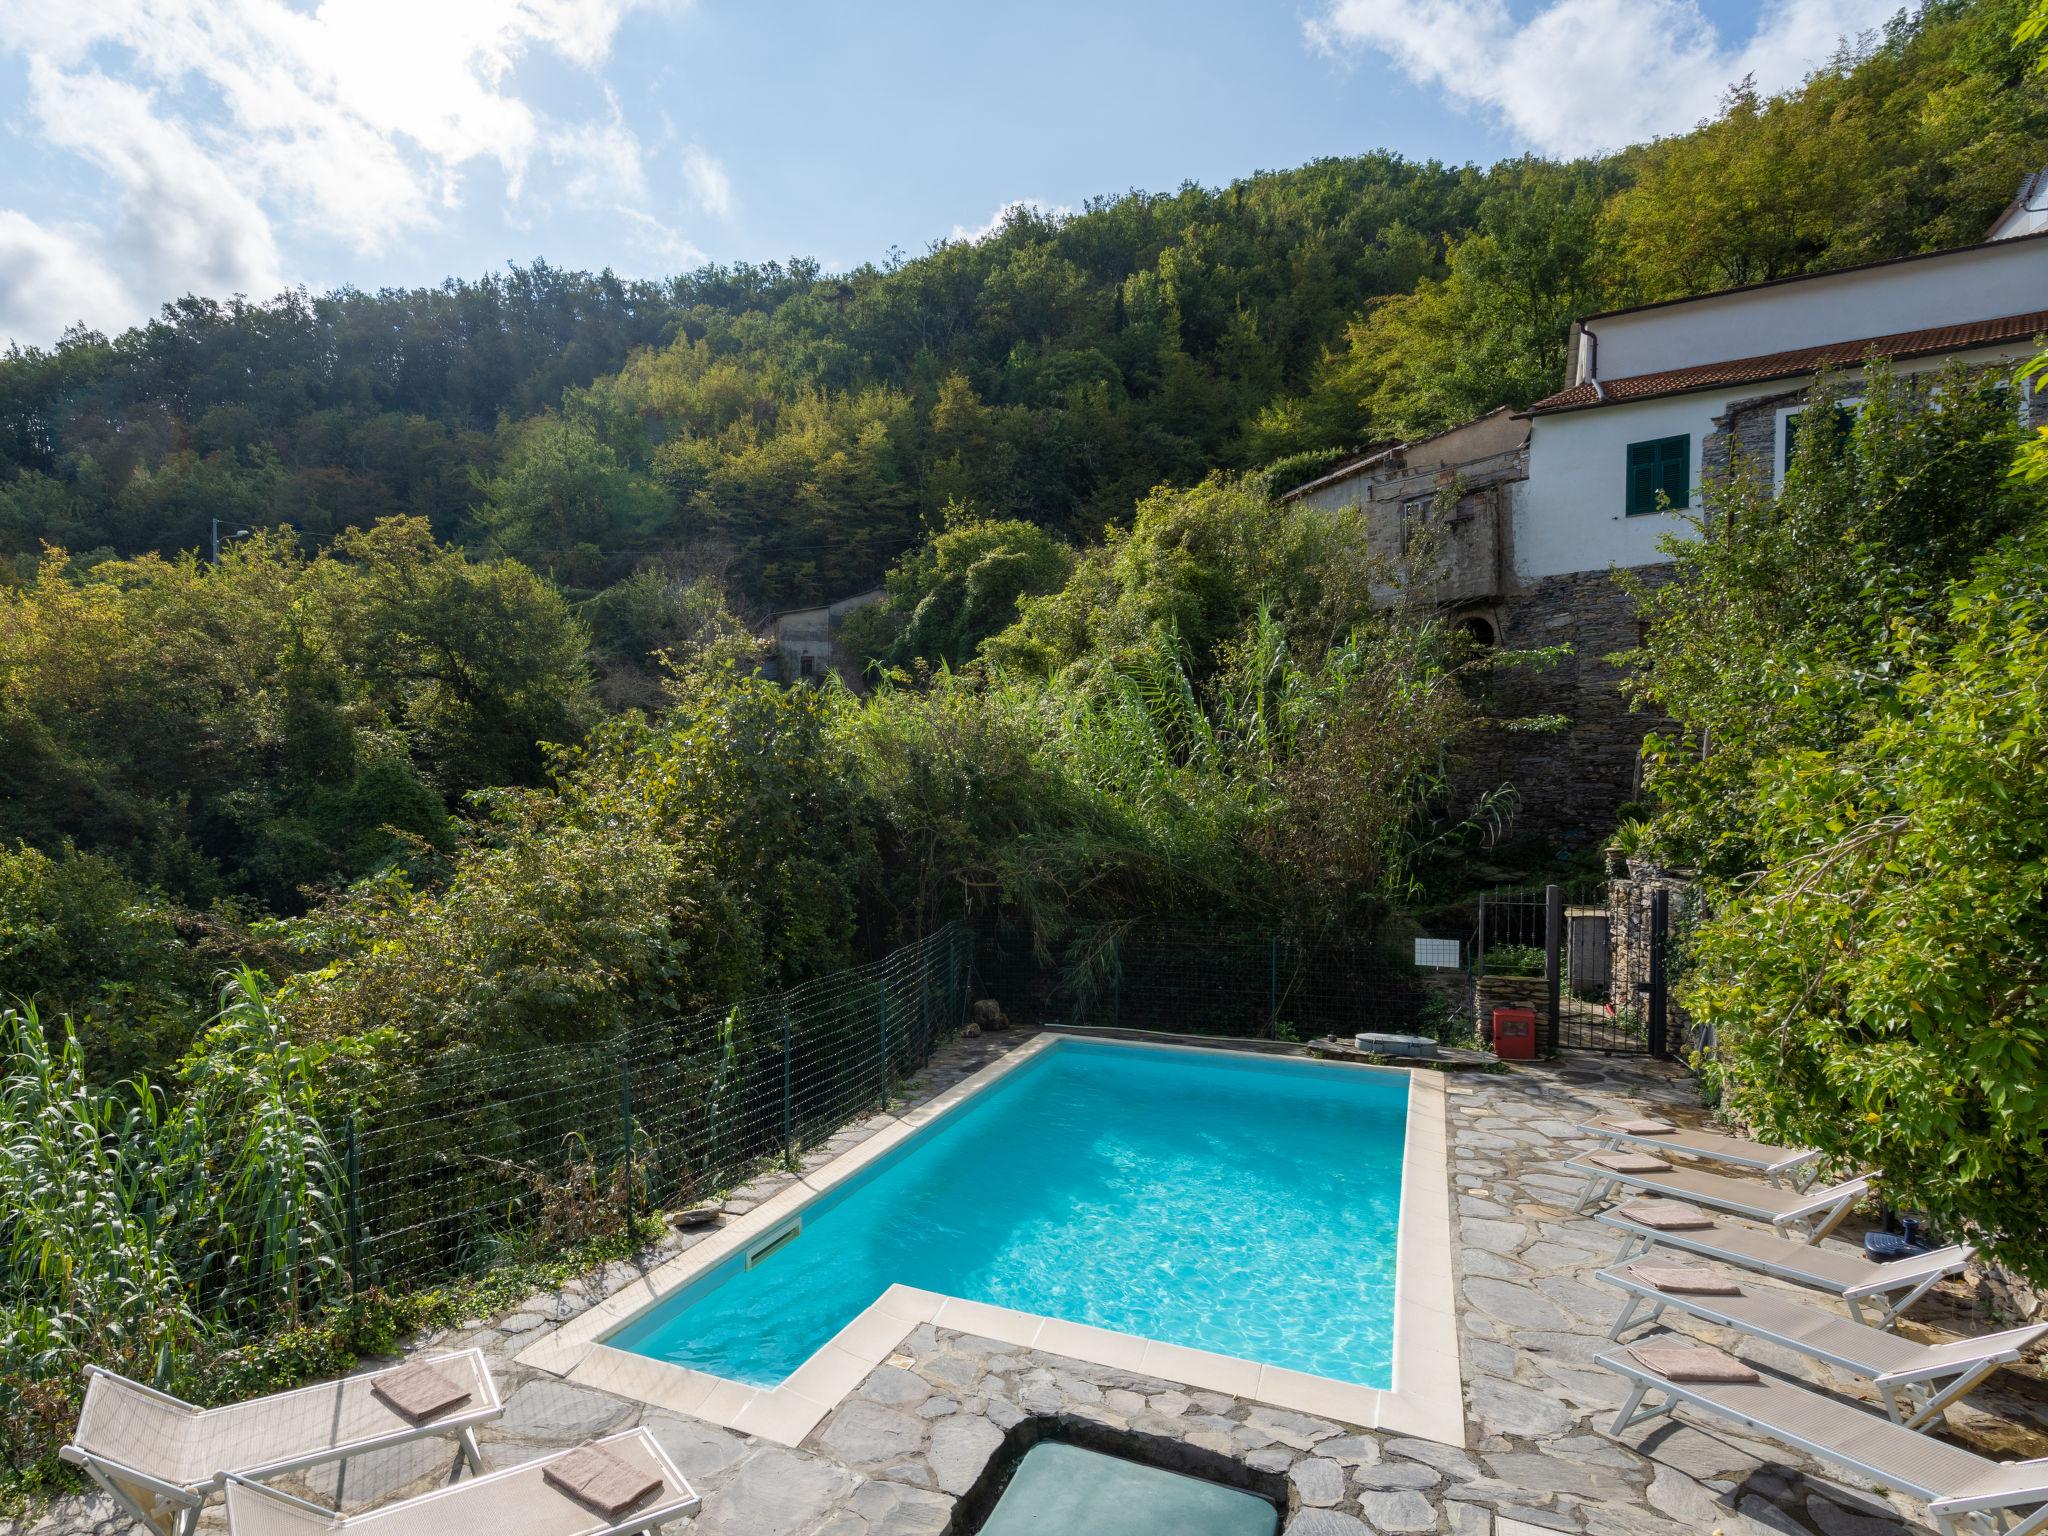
top-left (1524, 310), bottom-right (2048, 416)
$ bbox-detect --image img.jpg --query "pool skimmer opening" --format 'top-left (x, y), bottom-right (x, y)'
top-left (746, 1217), bottom-right (802, 1268)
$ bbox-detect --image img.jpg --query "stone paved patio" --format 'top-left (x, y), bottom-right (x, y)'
top-left (19, 1032), bottom-right (2021, 1536)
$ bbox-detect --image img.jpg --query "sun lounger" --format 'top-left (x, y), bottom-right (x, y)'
top-left (61, 1350), bottom-right (502, 1536)
top-left (1596, 1261), bottom-right (2045, 1426)
top-left (1566, 1157), bottom-right (1869, 1240)
top-left (223, 1428), bottom-right (698, 1536)
top-left (1596, 1203), bottom-right (1971, 1328)
top-left (1575, 1116), bottom-right (1821, 1189)
top-left (1597, 1333), bottom-right (2048, 1536)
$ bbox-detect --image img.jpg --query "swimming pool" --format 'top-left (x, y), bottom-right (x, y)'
top-left (607, 1037), bottom-right (1409, 1389)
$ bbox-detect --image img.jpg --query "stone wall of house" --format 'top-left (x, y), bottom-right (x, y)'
top-left (1462, 566), bottom-right (1669, 848)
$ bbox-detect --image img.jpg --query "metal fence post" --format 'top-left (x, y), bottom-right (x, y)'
top-left (1543, 884), bottom-right (1563, 1056)
top-left (1647, 888), bottom-right (1670, 1058)
top-left (781, 1003), bottom-right (793, 1165)
top-left (878, 979), bottom-right (891, 1107)
top-left (618, 1056), bottom-right (635, 1216)
top-left (1268, 936), bottom-right (1279, 1036)
top-left (344, 1114), bottom-right (361, 1295)
top-left (1111, 933), bottom-right (1121, 1029)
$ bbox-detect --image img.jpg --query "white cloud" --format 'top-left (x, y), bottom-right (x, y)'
top-left (28, 59), bottom-right (285, 306)
top-left (1306, 0), bottom-right (1899, 157)
top-left (949, 198), bottom-right (1074, 245)
top-left (0, 0), bottom-right (701, 346)
top-left (681, 147), bottom-right (732, 219)
top-left (0, 211), bottom-right (137, 346)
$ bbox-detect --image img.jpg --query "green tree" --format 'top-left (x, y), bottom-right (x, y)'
top-left (1683, 523), bottom-right (2048, 1280)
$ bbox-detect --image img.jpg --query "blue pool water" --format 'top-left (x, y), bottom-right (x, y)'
top-left (608, 1039), bottom-right (1409, 1388)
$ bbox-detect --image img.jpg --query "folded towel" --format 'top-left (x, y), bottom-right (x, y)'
top-left (1589, 1151), bottom-right (1673, 1174)
top-left (544, 1441), bottom-right (663, 1519)
top-left (1628, 1264), bottom-right (1742, 1296)
top-left (1628, 1343), bottom-right (1759, 1384)
top-left (370, 1360), bottom-right (471, 1425)
top-left (1617, 1199), bottom-right (1715, 1231)
top-left (1605, 1117), bottom-right (1677, 1135)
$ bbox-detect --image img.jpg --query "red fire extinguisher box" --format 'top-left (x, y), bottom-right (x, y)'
top-left (1491, 1007), bottom-right (1537, 1060)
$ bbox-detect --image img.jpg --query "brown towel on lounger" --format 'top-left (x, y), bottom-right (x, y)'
top-left (1617, 1199), bottom-right (1715, 1231)
top-left (545, 1441), bottom-right (663, 1518)
top-left (1589, 1151), bottom-right (1673, 1174)
top-left (369, 1360), bottom-right (471, 1425)
top-left (1628, 1264), bottom-right (1743, 1296)
top-left (1628, 1343), bottom-right (1759, 1384)
top-left (1605, 1117), bottom-right (1677, 1135)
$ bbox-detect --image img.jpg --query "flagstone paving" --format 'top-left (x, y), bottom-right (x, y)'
top-left (24, 1033), bottom-right (2012, 1536)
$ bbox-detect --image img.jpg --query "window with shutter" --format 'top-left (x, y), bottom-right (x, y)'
top-left (1625, 434), bottom-right (1689, 516)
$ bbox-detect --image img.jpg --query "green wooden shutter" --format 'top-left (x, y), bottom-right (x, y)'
top-left (1626, 440), bottom-right (1656, 515)
top-left (1625, 435), bottom-right (1688, 515)
top-left (1658, 434), bottom-right (1689, 510)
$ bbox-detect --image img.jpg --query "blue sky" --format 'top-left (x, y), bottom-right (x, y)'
top-left (0, 0), bottom-right (1902, 349)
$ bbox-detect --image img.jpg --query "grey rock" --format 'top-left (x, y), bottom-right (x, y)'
top-left (845, 1480), bottom-right (954, 1535)
top-left (1384, 1439), bottom-right (1475, 1479)
top-left (494, 1381), bottom-right (632, 1441)
top-left (1807, 1493), bottom-right (1913, 1536)
top-left (1462, 1278), bottom-right (1571, 1332)
top-left (1149, 1390), bottom-right (1193, 1417)
top-left (1468, 1376), bottom-right (1573, 1438)
top-left (1480, 1452), bottom-right (1631, 1500)
top-left (861, 1365), bottom-right (933, 1407)
top-left (496, 1312), bottom-right (546, 1335)
top-left (1284, 1513), bottom-right (1373, 1536)
top-left (696, 1448), bottom-right (856, 1536)
top-left (639, 1412), bottom-right (747, 1488)
top-left (1357, 1490), bottom-right (1438, 1532)
top-left (921, 1353), bottom-right (984, 1389)
top-left (916, 1396), bottom-right (959, 1419)
top-left (1460, 1250), bottom-right (1535, 1282)
top-left (820, 1400), bottom-right (926, 1466)
top-left (986, 1397), bottom-right (1027, 1430)
top-left (1354, 1462), bottom-right (1441, 1491)
top-left (1246, 1446), bottom-right (1298, 1473)
top-left (928, 1413), bottom-right (1005, 1495)
top-left (1463, 1218), bottom-right (1529, 1254)
top-left (1290, 1458), bottom-right (1346, 1507)
top-left (1318, 1434), bottom-right (1384, 1466)
top-left (1249, 1406), bottom-right (1342, 1442)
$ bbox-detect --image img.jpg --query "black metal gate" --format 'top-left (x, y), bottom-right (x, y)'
top-left (1475, 881), bottom-right (1666, 1055)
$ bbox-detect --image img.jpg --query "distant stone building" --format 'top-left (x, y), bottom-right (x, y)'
top-left (760, 588), bottom-right (884, 688)
top-left (1284, 198), bottom-right (2048, 848)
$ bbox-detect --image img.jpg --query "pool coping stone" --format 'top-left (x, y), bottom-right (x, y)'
top-left (514, 1032), bottom-right (1463, 1449)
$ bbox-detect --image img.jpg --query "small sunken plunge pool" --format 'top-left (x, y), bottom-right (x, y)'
top-left (607, 1038), bottom-right (1409, 1389)
top-left (973, 1441), bottom-right (1280, 1536)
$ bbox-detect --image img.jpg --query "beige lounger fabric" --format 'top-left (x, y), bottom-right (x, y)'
top-left (224, 1429), bottom-right (691, 1535)
top-left (1576, 1160), bottom-right (1864, 1221)
top-left (73, 1351), bottom-right (495, 1490)
top-left (1593, 1121), bottom-right (1813, 1166)
top-left (1627, 1264), bottom-right (1742, 1295)
top-left (1607, 1343), bottom-right (2021, 1503)
top-left (1617, 1199), bottom-right (1715, 1231)
top-left (1604, 1118), bottom-right (1676, 1135)
top-left (1588, 1152), bottom-right (1673, 1174)
top-left (1626, 1344), bottom-right (1759, 1383)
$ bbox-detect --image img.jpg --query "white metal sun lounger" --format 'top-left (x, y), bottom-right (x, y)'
top-left (224, 1428), bottom-right (698, 1536)
top-left (1596, 1262), bottom-right (2046, 1427)
top-left (1575, 1117), bottom-right (1822, 1189)
top-left (1596, 1204), bottom-right (1972, 1328)
top-left (1598, 1335), bottom-right (2048, 1536)
top-left (61, 1350), bottom-right (502, 1536)
top-left (1566, 1157), bottom-right (1870, 1240)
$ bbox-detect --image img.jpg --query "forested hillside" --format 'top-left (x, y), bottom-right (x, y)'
top-left (3, 0), bottom-right (2039, 615)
